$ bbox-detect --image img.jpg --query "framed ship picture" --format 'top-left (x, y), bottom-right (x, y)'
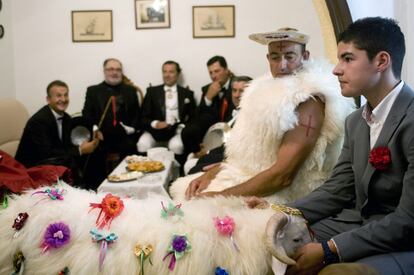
top-left (192, 5), bottom-right (235, 38)
top-left (71, 10), bottom-right (113, 42)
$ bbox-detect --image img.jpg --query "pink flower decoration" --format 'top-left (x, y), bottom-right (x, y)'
top-left (213, 215), bottom-right (239, 251)
top-left (213, 216), bottom-right (235, 236)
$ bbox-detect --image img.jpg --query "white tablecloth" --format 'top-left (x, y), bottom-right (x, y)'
top-left (97, 158), bottom-right (173, 199)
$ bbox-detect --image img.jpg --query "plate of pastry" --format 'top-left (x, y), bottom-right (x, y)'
top-left (126, 160), bottom-right (165, 173)
top-left (107, 171), bottom-right (144, 182)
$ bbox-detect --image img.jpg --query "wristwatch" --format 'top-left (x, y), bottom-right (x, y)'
top-left (321, 240), bottom-right (339, 265)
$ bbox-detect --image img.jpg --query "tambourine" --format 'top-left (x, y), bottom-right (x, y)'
top-left (202, 122), bottom-right (231, 151)
top-left (70, 114), bottom-right (92, 146)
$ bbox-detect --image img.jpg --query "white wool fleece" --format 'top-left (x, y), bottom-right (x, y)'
top-left (0, 183), bottom-right (278, 275)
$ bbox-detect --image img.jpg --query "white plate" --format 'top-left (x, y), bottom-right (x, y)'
top-left (107, 171), bottom-right (144, 182)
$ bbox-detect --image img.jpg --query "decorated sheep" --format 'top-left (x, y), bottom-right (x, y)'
top-left (0, 183), bottom-right (312, 275)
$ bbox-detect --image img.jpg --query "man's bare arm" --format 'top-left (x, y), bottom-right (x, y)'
top-left (215, 97), bottom-right (325, 197)
top-left (185, 165), bottom-right (222, 199)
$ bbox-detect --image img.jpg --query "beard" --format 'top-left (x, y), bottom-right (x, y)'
top-left (106, 77), bottom-right (122, 86)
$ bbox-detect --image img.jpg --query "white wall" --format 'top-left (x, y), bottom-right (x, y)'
top-left (347, 0), bottom-right (394, 21)
top-left (0, 0), bottom-right (16, 98)
top-left (8, 0), bottom-right (328, 115)
top-left (395, 0), bottom-right (414, 87)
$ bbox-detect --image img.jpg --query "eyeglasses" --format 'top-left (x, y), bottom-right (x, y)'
top-left (105, 68), bottom-right (122, 73)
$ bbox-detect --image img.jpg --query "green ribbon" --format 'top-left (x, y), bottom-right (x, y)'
top-left (2, 195), bottom-right (8, 209)
top-left (134, 244), bottom-right (153, 275)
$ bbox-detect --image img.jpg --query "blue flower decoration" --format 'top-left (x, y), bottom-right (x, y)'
top-left (215, 266), bottom-right (229, 275)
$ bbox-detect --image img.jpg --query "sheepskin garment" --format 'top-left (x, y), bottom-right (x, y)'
top-left (171, 59), bottom-right (355, 203)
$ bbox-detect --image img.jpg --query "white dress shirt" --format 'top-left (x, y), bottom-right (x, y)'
top-left (362, 81), bottom-right (404, 148)
top-left (165, 85), bottom-right (179, 125)
top-left (151, 84), bottom-right (179, 128)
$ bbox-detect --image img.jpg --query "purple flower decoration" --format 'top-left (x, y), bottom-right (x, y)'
top-left (163, 234), bottom-right (191, 271)
top-left (41, 222), bottom-right (71, 253)
top-left (172, 235), bottom-right (187, 252)
top-left (215, 267), bottom-right (229, 275)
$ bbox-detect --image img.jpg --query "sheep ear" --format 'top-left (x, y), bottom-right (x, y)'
top-left (265, 211), bottom-right (297, 265)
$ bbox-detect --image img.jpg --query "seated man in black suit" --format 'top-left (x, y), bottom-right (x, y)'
top-left (181, 55), bottom-right (234, 157)
top-left (137, 60), bottom-right (196, 157)
top-left (82, 58), bottom-right (141, 169)
top-left (15, 80), bottom-right (100, 186)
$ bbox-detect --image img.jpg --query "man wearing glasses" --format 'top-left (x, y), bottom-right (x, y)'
top-left (82, 58), bottom-right (141, 186)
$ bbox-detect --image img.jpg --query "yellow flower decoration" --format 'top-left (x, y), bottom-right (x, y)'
top-left (134, 243), bottom-right (153, 275)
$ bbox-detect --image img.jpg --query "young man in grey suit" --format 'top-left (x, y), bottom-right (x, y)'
top-left (279, 17), bottom-right (414, 274)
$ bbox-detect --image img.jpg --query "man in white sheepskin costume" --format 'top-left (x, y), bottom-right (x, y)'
top-left (170, 28), bottom-right (355, 203)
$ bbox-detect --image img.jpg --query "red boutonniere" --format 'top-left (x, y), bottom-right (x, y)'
top-left (369, 147), bottom-right (391, 170)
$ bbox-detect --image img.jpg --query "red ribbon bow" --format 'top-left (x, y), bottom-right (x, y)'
top-left (111, 96), bottom-right (117, 127)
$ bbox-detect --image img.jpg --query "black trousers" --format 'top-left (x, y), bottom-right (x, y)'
top-left (181, 113), bottom-right (217, 154)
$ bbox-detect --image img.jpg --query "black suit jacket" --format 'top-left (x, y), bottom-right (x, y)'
top-left (82, 81), bottom-right (141, 133)
top-left (198, 80), bottom-right (235, 124)
top-left (82, 81), bottom-right (141, 153)
top-left (141, 84), bottom-right (196, 141)
top-left (15, 105), bottom-right (79, 167)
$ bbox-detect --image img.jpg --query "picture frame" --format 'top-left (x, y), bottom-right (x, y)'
top-left (135, 0), bottom-right (170, 29)
top-left (192, 5), bottom-right (235, 38)
top-left (71, 10), bottom-right (113, 42)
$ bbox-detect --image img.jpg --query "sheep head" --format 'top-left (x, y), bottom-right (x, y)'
top-left (265, 210), bottom-right (313, 265)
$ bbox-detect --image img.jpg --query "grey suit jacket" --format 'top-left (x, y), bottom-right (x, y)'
top-left (292, 84), bottom-right (414, 261)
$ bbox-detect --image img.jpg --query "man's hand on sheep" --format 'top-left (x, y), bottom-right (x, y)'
top-left (285, 242), bottom-right (325, 275)
top-left (196, 191), bottom-right (222, 198)
top-left (185, 164), bottom-right (221, 199)
top-left (245, 196), bottom-right (270, 209)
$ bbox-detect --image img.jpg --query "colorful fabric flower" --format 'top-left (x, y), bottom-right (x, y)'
top-left (41, 222), bottom-right (71, 253)
top-left (160, 201), bottom-right (184, 222)
top-left (89, 194), bottom-right (124, 229)
top-left (369, 146), bottom-right (391, 170)
top-left (134, 243), bottom-right (153, 275)
top-left (32, 188), bottom-right (65, 203)
top-left (215, 267), bottom-right (229, 275)
top-left (213, 216), bottom-right (239, 251)
top-left (214, 216), bottom-right (235, 236)
top-left (163, 234), bottom-right (192, 271)
top-left (90, 228), bottom-right (118, 272)
top-left (12, 212), bottom-right (29, 231)
top-left (12, 251), bottom-right (25, 275)
top-left (12, 212), bottom-right (29, 238)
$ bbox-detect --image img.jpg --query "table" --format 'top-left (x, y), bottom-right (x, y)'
top-left (97, 158), bottom-right (174, 199)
